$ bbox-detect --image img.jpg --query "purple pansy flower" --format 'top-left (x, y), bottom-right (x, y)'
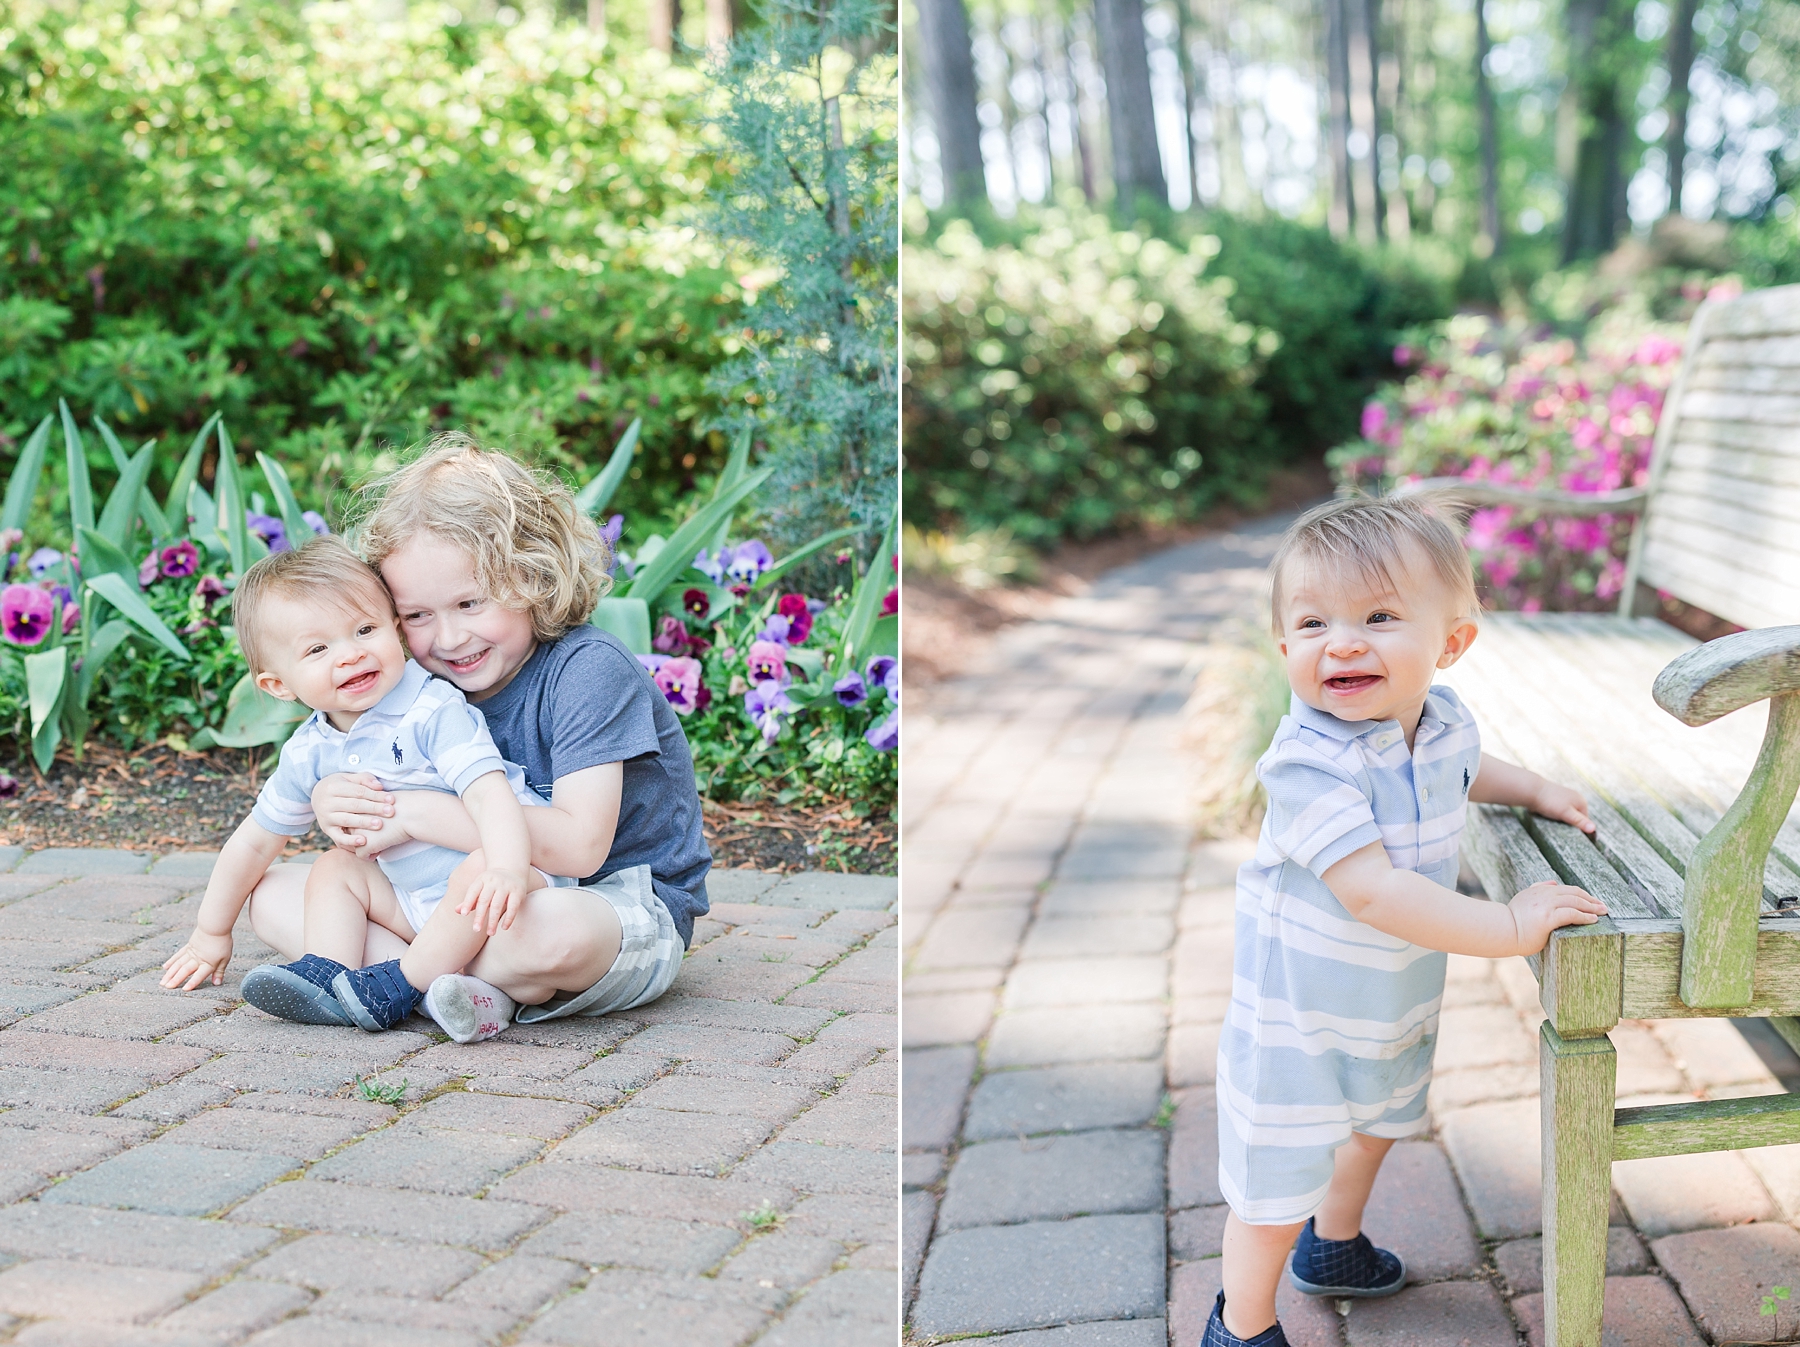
top-left (747, 640), bottom-right (788, 683)
top-left (652, 656), bottom-right (706, 716)
top-left (302, 510), bottom-right (330, 537)
top-left (744, 678), bottom-right (794, 744)
top-left (866, 655), bottom-right (896, 695)
top-left (833, 671), bottom-right (867, 707)
top-left (652, 616), bottom-right (709, 659)
top-left (694, 547), bottom-right (726, 586)
top-left (864, 711), bottom-right (899, 752)
top-left (160, 541), bottom-right (200, 579)
top-left (196, 576), bottom-right (228, 604)
top-left (247, 513), bottom-right (288, 553)
top-left (777, 593), bottom-right (813, 644)
top-left (758, 613), bottom-right (792, 647)
top-left (1, 585), bottom-right (54, 645)
top-left (26, 548), bottom-right (61, 580)
top-left (139, 552), bottom-right (160, 587)
top-left (724, 540), bottom-right (774, 587)
top-left (683, 588), bottom-right (710, 620)
top-left (600, 514), bottom-right (624, 547)
top-left (635, 653), bottom-right (671, 674)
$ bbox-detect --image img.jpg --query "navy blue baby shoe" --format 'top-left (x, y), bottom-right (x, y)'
top-left (1288, 1217), bottom-right (1406, 1297)
top-left (1201, 1291), bottom-right (1289, 1346)
top-left (241, 955), bottom-right (353, 1026)
top-left (331, 960), bottom-right (424, 1031)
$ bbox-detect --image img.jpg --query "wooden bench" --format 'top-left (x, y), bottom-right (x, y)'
top-left (1409, 283), bottom-right (1800, 1346)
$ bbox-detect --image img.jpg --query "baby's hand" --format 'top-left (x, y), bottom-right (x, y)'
top-left (161, 929), bottom-right (234, 990)
top-left (460, 868), bottom-right (531, 936)
top-left (1507, 880), bottom-right (1607, 955)
top-left (1532, 780), bottom-right (1595, 835)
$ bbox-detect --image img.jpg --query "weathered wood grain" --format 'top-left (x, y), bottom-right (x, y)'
top-left (1541, 1022), bottom-right (1615, 1347)
top-left (1695, 284), bottom-right (1800, 338)
top-left (1541, 920), bottom-right (1623, 1035)
top-left (1652, 628), bottom-right (1800, 726)
top-left (1619, 921), bottom-right (1800, 1018)
top-left (1612, 1093), bottom-right (1800, 1160)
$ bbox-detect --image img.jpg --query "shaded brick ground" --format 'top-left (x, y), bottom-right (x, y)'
top-left (901, 514), bottom-right (1800, 1345)
top-left (0, 850), bottom-right (896, 1346)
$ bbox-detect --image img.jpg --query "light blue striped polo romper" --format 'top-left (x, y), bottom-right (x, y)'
top-left (1216, 685), bottom-right (1482, 1225)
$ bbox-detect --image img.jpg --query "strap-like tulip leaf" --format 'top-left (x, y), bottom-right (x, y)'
top-left (591, 596), bottom-right (652, 654)
top-left (751, 526), bottom-right (858, 591)
top-left (94, 440), bottom-right (159, 550)
top-left (85, 572), bottom-right (189, 661)
top-left (193, 673), bottom-right (306, 749)
top-left (835, 510), bottom-right (895, 669)
top-left (59, 400), bottom-right (95, 538)
top-left (574, 418), bottom-right (642, 519)
top-left (76, 527), bottom-right (137, 587)
top-left (25, 647), bottom-right (67, 740)
top-left (705, 428), bottom-right (754, 555)
top-left (257, 452), bottom-right (317, 552)
top-left (1, 415), bottom-right (54, 536)
top-left (95, 420), bottom-right (169, 541)
top-left (165, 414), bottom-right (221, 533)
top-left (76, 619), bottom-right (136, 709)
top-left (624, 467), bottom-right (773, 606)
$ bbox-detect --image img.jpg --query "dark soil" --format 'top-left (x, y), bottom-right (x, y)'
top-left (0, 740), bottom-right (893, 876)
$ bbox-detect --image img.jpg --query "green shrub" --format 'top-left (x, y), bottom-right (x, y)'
top-left (0, 0), bottom-right (747, 520)
top-left (902, 210), bottom-right (1272, 544)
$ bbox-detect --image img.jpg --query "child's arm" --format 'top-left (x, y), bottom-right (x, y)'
top-left (315, 763), bottom-right (623, 879)
top-left (1323, 840), bottom-right (1608, 958)
top-left (160, 817), bottom-right (290, 990)
top-left (1470, 754), bottom-right (1595, 834)
top-left (455, 771), bottom-right (538, 935)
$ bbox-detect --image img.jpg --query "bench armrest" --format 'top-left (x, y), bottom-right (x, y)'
top-left (1393, 478), bottom-right (1647, 516)
top-left (1652, 626), bottom-right (1800, 726)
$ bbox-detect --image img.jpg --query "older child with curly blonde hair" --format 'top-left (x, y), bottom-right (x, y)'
top-left (238, 434), bottom-right (710, 1038)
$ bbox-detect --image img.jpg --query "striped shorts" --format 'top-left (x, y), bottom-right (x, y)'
top-left (513, 864), bottom-right (684, 1023)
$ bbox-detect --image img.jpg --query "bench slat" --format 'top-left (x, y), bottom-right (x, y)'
top-left (1684, 363), bottom-right (1800, 395)
top-left (1621, 920), bottom-right (1800, 1017)
top-left (1613, 1092), bottom-right (1800, 1160)
top-left (1647, 491), bottom-right (1800, 559)
top-left (1658, 460), bottom-right (1800, 523)
top-left (1693, 287), bottom-right (1800, 338)
top-left (1678, 389), bottom-right (1800, 427)
top-left (1669, 416), bottom-right (1800, 463)
top-left (1691, 333), bottom-right (1800, 369)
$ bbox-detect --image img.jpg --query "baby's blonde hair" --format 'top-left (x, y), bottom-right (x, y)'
top-left (1269, 495), bottom-right (1480, 637)
top-left (352, 434), bottom-right (612, 641)
top-left (233, 536), bottom-right (394, 675)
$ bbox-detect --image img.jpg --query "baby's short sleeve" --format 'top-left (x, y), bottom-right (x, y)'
top-left (251, 726), bottom-right (325, 837)
top-left (411, 689), bottom-right (510, 796)
top-left (1258, 739), bottom-right (1383, 876)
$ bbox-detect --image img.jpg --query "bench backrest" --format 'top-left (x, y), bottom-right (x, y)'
top-left (1627, 283), bottom-right (1800, 630)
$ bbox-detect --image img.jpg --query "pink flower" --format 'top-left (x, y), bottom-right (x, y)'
top-left (776, 594), bottom-right (813, 644)
top-left (1633, 334), bottom-right (1683, 367)
top-left (61, 601), bottom-right (80, 636)
top-left (746, 640), bottom-right (787, 683)
top-left (1360, 401), bottom-right (1389, 441)
top-left (652, 657), bottom-right (706, 716)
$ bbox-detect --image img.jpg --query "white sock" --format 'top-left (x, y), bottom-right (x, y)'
top-left (424, 973), bottom-right (515, 1044)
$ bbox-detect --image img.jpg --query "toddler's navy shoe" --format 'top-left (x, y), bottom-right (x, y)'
top-left (331, 960), bottom-right (424, 1031)
top-left (1201, 1292), bottom-right (1289, 1346)
top-left (1287, 1217), bottom-right (1406, 1297)
top-left (241, 955), bottom-right (353, 1026)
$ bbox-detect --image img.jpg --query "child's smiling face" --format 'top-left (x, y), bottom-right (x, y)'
top-left (1277, 541), bottom-right (1478, 736)
top-left (251, 590), bottom-right (407, 733)
top-left (380, 535), bottom-right (538, 702)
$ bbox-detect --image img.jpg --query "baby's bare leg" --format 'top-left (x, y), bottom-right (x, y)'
top-left (1221, 1213), bottom-right (1306, 1337)
top-left (249, 863), bottom-right (410, 966)
top-left (1313, 1132), bottom-right (1396, 1239)
top-left (398, 852), bottom-right (548, 991)
top-left (303, 849), bottom-right (414, 967)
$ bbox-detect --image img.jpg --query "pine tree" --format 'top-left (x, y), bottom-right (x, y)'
top-left (702, 0), bottom-right (897, 570)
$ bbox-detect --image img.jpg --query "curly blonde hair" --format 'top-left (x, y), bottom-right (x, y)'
top-left (352, 434), bottom-right (612, 641)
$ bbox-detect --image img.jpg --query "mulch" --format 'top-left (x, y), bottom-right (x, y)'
top-left (0, 740), bottom-right (893, 876)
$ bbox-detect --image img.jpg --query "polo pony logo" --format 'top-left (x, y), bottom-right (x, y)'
top-left (1463, 765), bottom-right (1471, 795)
top-left (392, 741), bottom-right (404, 767)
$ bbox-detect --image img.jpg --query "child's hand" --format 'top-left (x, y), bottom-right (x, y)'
top-left (161, 929), bottom-right (234, 990)
top-left (460, 867), bottom-right (531, 936)
top-left (1507, 880), bottom-right (1607, 955)
top-left (1531, 780), bottom-right (1595, 834)
top-left (312, 772), bottom-right (396, 851)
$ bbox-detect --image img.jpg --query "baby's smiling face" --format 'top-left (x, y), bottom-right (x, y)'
top-left (1276, 541), bottom-right (1478, 739)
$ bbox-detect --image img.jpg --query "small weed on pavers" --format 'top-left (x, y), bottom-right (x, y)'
top-left (355, 1074), bottom-right (408, 1105)
top-left (741, 1200), bottom-right (784, 1231)
top-left (1152, 1093), bottom-right (1177, 1128)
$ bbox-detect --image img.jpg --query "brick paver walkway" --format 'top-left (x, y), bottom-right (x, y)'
top-left (901, 513), bottom-right (1800, 1346)
top-left (0, 848), bottom-right (897, 1347)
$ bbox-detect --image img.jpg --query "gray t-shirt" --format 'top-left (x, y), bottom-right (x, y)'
top-left (474, 625), bottom-right (711, 946)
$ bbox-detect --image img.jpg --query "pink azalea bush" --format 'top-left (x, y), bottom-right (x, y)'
top-left (1328, 305), bottom-right (1698, 612)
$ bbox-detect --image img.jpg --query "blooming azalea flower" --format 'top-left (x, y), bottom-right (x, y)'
top-left (160, 541), bottom-right (200, 579)
top-left (747, 640), bottom-right (787, 683)
top-left (833, 671), bottom-right (867, 707)
top-left (777, 593), bottom-right (813, 643)
top-left (1, 585), bottom-right (53, 645)
top-left (653, 657), bottom-right (706, 716)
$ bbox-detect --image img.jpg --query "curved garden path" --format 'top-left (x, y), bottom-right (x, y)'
top-left (901, 510), bottom-right (1800, 1346)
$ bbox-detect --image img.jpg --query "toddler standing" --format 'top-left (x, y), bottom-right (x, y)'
top-left (1205, 498), bottom-right (1607, 1346)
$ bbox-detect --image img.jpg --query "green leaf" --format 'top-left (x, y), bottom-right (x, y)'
top-left (165, 414), bottom-right (220, 533)
top-left (706, 428), bottom-right (753, 554)
top-left (95, 419), bottom-right (169, 540)
top-left (213, 423), bottom-right (263, 574)
top-left (187, 481), bottom-right (218, 543)
top-left (786, 646), bottom-right (824, 679)
top-left (624, 467), bottom-right (773, 606)
top-left (85, 573), bottom-right (189, 661)
top-left (95, 440), bottom-right (158, 550)
top-left (751, 526), bottom-right (858, 591)
top-left (591, 596), bottom-right (652, 653)
top-left (193, 672), bottom-right (306, 749)
top-left (75, 527), bottom-right (137, 587)
top-left (257, 452), bottom-right (317, 551)
top-left (866, 612), bottom-right (897, 660)
top-left (658, 581), bottom-right (737, 625)
top-left (835, 510), bottom-right (895, 671)
top-left (59, 400), bottom-right (95, 537)
top-left (25, 646), bottom-right (67, 745)
top-left (75, 619), bottom-right (134, 709)
top-left (1, 415), bottom-right (54, 536)
top-left (574, 418), bottom-right (641, 518)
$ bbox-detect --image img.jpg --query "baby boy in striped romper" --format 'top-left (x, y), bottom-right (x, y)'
top-left (1203, 498), bottom-right (1608, 1347)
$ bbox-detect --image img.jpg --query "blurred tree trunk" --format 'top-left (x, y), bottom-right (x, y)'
top-left (703, 0), bottom-right (733, 51)
top-left (1664, 0), bottom-right (1698, 216)
top-left (649, 0), bottom-right (677, 52)
top-left (587, 0), bottom-right (604, 37)
top-left (1031, 21), bottom-right (1055, 198)
top-left (1058, 17), bottom-right (1099, 202)
top-left (1560, 0), bottom-right (1631, 261)
top-left (1348, 0), bottom-right (1381, 242)
top-left (1173, 0), bottom-right (1202, 208)
top-left (1380, 0), bottom-right (1409, 240)
top-left (1093, 0), bottom-right (1168, 209)
top-left (1325, 0), bottom-right (1354, 237)
top-left (916, 0), bottom-right (987, 209)
top-left (1474, 0), bottom-right (1502, 249)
